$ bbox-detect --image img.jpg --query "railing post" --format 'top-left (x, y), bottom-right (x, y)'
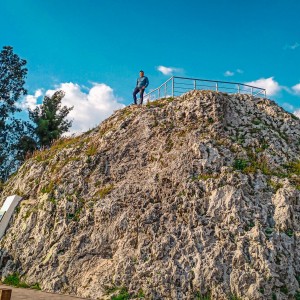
top-left (194, 80), bottom-right (196, 90)
top-left (251, 87), bottom-right (253, 95)
top-left (238, 84), bottom-right (240, 94)
top-left (165, 82), bottom-right (167, 97)
top-left (216, 82), bottom-right (218, 91)
top-left (172, 77), bottom-right (174, 97)
top-left (264, 90), bottom-right (266, 98)
top-left (158, 87), bottom-right (160, 99)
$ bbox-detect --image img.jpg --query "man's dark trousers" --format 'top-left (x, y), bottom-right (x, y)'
top-left (133, 87), bottom-right (145, 105)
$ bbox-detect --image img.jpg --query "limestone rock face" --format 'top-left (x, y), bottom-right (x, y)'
top-left (0, 91), bottom-right (300, 300)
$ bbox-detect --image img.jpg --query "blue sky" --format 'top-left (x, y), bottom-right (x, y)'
top-left (1, 0), bottom-right (300, 132)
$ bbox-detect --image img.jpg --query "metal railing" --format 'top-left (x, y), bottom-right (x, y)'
top-left (145, 76), bottom-right (266, 102)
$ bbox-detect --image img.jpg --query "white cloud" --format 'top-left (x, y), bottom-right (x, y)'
top-left (292, 83), bottom-right (300, 95)
top-left (21, 89), bottom-right (43, 109)
top-left (294, 110), bottom-right (300, 118)
top-left (24, 83), bottom-right (125, 135)
top-left (285, 42), bottom-right (300, 50)
top-left (157, 65), bottom-right (182, 75)
top-left (245, 77), bottom-right (281, 96)
top-left (224, 70), bottom-right (234, 77)
top-left (224, 69), bottom-right (243, 77)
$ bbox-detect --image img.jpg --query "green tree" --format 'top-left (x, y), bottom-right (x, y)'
top-left (0, 46), bottom-right (28, 180)
top-left (29, 90), bottom-right (73, 147)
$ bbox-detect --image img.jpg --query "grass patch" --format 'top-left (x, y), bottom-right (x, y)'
top-left (194, 291), bottom-right (211, 300)
top-left (110, 287), bottom-right (130, 300)
top-left (283, 161), bottom-right (300, 175)
top-left (146, 97), bottom-right (174, 108)
top-left (165, 138), bottom-right (174, 152)
top-left (32, 136), bottom-right (86, 162)
top-left (86, 144), bottom-right (97, 156)
top-left (197, 174), bottom-right (218, 181)
top-left (267, 180), bottom-right (283, 191)
top-left (96, 184), bottom-right (114, 199)
top-left (3, 273), bottom-right (41, 290)
top-left (31, 283), bottom-right (41, 290)
top-left (41, 181), bottom-right (55, 194)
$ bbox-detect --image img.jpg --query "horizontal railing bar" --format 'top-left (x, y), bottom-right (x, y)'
top-left (173, 76), bottom-right (265, 90)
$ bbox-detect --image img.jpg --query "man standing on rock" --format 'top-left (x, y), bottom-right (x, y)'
top-left (133, 70), bottom-right (149, 105)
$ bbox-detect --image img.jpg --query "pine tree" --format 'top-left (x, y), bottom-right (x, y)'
top-left (29, 90), bottom-right (73, 147)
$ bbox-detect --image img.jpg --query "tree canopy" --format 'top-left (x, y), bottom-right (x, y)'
top-left (0, 46), bottom-right (28, 180)
top-left (29, 90), bottom-right (73, 148)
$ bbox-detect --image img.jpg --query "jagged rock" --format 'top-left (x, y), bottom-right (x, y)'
top-left (0, 90), bottom-right (300, 300)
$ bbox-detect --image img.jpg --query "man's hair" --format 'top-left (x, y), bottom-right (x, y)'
top-left (140, 70), bottom-right (144, 73)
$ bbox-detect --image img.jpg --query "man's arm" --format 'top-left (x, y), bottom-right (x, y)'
top-left (144, 77), bottom-right (149, 88)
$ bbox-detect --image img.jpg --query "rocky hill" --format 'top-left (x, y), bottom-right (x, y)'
top-left (0, 90), bottom-right (300, 300)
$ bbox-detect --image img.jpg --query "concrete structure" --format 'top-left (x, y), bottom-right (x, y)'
top-left (0, 195), bottom-right (22, 239)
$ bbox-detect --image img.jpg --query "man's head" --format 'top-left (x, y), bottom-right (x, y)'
top-left (139, 70), bottom-right (144, 77)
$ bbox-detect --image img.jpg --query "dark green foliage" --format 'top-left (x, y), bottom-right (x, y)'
top-left (233, 159), bottom-right (248, 171)
top-left (0, 46), bottom-right (29, 180)
top-left (229, 294), bottom-right (242, 300)
top-left (3, 273), bottom-right (23, 286)
top-left (111, 287), bottom-right (130, 300)
top-left (286, 228), bottom-right (294, 237)
top-left (3, 273), bottom-right (41, 290)
top-left (194, 291), bottom-right (211, 300)
top-left (280, 285), bottom-right (288, 295)
top-left (29, 90), bottom-right (73, 148)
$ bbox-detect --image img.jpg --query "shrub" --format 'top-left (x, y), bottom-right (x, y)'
top-left (3, 273), bottom-right (22, 286)
top-left (111, 287), bottom-right (130, 300)
top-left (233, 159), bottom-right (248, 171)
top-left (3, 273), bottom-right (39, 290)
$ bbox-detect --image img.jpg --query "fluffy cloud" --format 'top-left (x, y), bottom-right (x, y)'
top-left (157, 65), bottom-right (182, 75)
top-left (21, 89), bottom-right (43, 109)
top-left (292, 83), bottom-right (300, 95)
top-left (224, 71), bottom-right (234, 77)
top-left (23, 83), bottom-right (125, 135)
top-left (245, 77), bottom-right (281, 96)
